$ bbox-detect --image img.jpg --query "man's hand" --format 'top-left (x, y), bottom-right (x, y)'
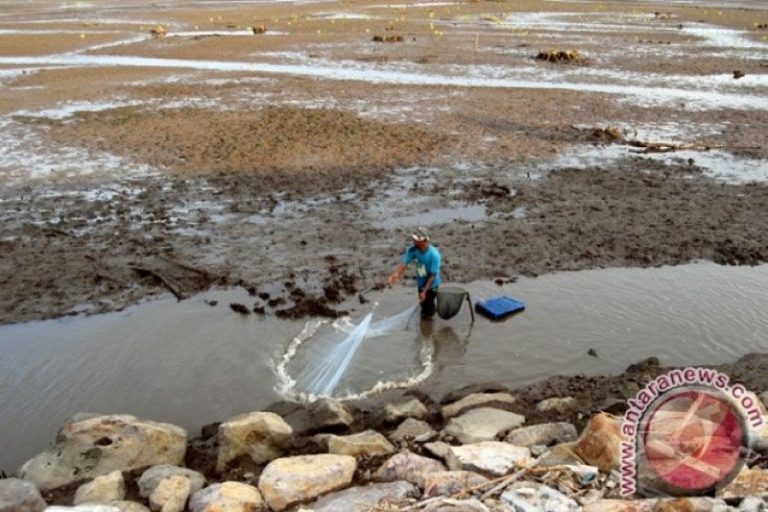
top-left (418, 290), bottom-right (427, 303)
top-left (388, 264), bottom-right (405, 287)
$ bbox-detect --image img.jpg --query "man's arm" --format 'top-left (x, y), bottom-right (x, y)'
top-left (418, 274), bottom-right (435, 302)
top-left (387, 263), bottom-right (407, 286)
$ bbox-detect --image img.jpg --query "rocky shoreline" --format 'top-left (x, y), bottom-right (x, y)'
top-left (4, 354), bottom-right (768, 512)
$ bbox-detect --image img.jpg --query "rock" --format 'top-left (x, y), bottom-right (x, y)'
top-left (112, 503), bottom-right (150, 512)
top-left (423, 498), bottom-right (489, 511)
top-left (138, 465), bottom-right (205, 498)
top-left (18, 414), bottom-right (186, 491)
top-left (446, 442), bottom-right (530, 476)
top-left (217, 411), bottom-right (293, 470)
top-left (258, 454), bottom-right (355, 511)
top-left (74, 470), bottom-right (126, 505)
top-left (505, 422), bottom-right (577, 447)
top-left (281, 399), bottom-right (354, 435)
top-left (442, 393), bottom-right (517, 418)
top-left (310, 481), bottom-right (419, 512)
top-left (0, 478), bottom-right (46, 512)
top-left (573, 413), bottom-right (623, 472)
top-left (373, 452), bottom-right (446, 488)
top-left (442, 407), bottom-right (525, 444)
top-left (533, 442), bottom-right (584, 467)
top-left (423, 471), bottom-right (489, 497)
top-left (383, 398), bottom-right (428, 422)
top-left (391, 419), bottom-right (438, 444)
top-left (47, 507), bottom-right (121, 512)
top-left (149, 476), bottom-right (190, 512)
top-left (328, 430), bottom-right (395, 457)
top-left (738, 496), bottom-right (767, 512)
top-left (717, 467), bottom-right (768, 499)
top-left (501, 481), bottom-right (579, 512)
top-left (759, 391), bottom-right (768, 411)
top-left (424, 442), bottom-right (452, 461)
top-left (535, 397), bottom-right (576, 413)
top-left (584, 500), bottom-right (656, 512)
top-left (653, 498), bottom-right (731, 512)
top-left (189, 482), bottom-right (263, 512)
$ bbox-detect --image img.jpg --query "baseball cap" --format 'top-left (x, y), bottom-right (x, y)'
top-left (411, 227), bottom-right (429, 242)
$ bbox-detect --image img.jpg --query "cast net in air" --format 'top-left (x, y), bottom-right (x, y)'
top-left (274, 303), bottom-right (432, 400)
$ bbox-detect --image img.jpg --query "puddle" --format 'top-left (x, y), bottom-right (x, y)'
top-left (370, 202), bottom-right (486, 229)
top-left (3, 262), bottom-right (768, 471)
top-left (546, 143), bottom-right (768, 184)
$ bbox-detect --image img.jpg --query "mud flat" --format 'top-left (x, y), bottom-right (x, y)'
top-left (0, 0), bottom-right (767, 323)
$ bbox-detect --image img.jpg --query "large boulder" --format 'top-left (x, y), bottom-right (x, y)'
top-left (501, 481), bottom-right (579, 512)
top-left (373, 452), bottom-right (446, 488)
top-left (258, 454), bottom-right (355, 511)
top-left (423, 471), bottom-right (489, 497)
top-left (17, 414), bottom-right (187, 491)
top-left (328, 430), bottom-right (395, 457)
top-left (217, 411), bottom-right (293, 470)
top-left (0, 478), bottom-right (46, 512)
top-left (505, 422), bottom-right (577, 447)
top-left (442, 407), bottom-right (524, 444)
top-left (382, 398), bottom-right (428, 423)
top-left (189, 482), bottom-right (263, 512)
top-left (310, 481), bottom-right (419, 512)
top-left (573, 413), bottom-right (623, 472)
top-left (441, 393), bottom-right (517, 418)
top-left (138, 465), bottom-right (205, 498)
top-left (446, 442), bottom-right (530, 476)
top-left (74, 471), bottom-right (125, 505)
top-left (149, 475), bottom-right (190, 512)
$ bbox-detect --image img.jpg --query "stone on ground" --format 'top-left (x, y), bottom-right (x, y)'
top-left (505, 422), bottom-right (577, 447)
top-left (423, 471), bottom-right (489, 497)
top-left (258, 454), bottom-right (355, 511)
top-left (74, 470), bottom-right (126, 505)
top-left (501, 481), bottom-right (579, 512)
top-left (0, 478), bottom-right (47, 512)
top-left (383, 398), bottom-right (428, 422)
top-left (442, 407), bottom-right (525, 444)
top-left (189, 482), bottom-right (263, 512)
top-left (149, 475), bottom-right (190, 512)
top-left (217, 411), bottom-right (293, 470)
top-left (373, 452), bottom-right (447, 488)
top-left (573, 413), bottom-right (623, 472)
top-left (138, 465), bottom-right (205, 499)
top-left (446, 442), bottom-right (530, 476)
top-left (442, 393), bottom-right (517, 418)
top-left (310, 481), bottom-right (419, 512)
top-left (391, 418), bottom-right (437, 444)
top-left (327, 430), bottom-right (395, 457)
top-left (18, 414), bottom-right (186, 491)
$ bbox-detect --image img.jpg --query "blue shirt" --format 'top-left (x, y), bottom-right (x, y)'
top-left (401, 245), bottom-right (442, 289)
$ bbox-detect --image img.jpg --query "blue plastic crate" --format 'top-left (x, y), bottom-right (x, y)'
top-left (475, 296), bottom-right (525, 320)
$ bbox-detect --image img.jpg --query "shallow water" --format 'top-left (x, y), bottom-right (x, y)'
top-left (2, 261), bottom-right (768, 471)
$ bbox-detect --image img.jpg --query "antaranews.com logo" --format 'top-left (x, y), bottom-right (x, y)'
top-left (620, 367), bottom-right (764, 496)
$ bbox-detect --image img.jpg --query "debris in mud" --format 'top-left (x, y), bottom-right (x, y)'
top-left (253, 305), bottom-right (265, 315)
top-left (588, 348), bottom-right (598, 357)
top-left (535, 49), bottom-right (585, 64)
top-left (251, 25), bottom-right (267, 35)
top-left (372, 35), bottom-right (404, 43)
top-left (755, 23), bottom-right (768, 30)
top-left (275, 299), bottom-right (347, 319)
top-left (229, 303), bottom-right (250, 315)
top-left (734, 70), bottom-right (746, 79)
top-left (205, 300), bottom-right (218, 307)
top-left (591, 126), bottom-right (624, 142)
top-left (149, 25), bottom-right (167, 38)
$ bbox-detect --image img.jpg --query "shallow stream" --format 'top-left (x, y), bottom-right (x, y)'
top-left (2, 261), bottom-right (768, 471)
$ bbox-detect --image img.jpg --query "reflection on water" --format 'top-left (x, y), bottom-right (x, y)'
top-left (2, 262), bottom-right (768, 471)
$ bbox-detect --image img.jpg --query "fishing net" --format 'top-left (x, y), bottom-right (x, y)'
top-left (276, 303), bottom-right (419, 398)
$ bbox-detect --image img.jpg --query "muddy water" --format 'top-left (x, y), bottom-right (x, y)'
top-left (2, 261), bottom-right (768, 471)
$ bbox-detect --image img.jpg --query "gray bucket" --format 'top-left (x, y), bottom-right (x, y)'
top-left (436, 286), bottom-right (474, 321)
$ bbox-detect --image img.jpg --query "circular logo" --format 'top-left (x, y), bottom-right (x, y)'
top-left (637, 387), bottom-right (748, 495)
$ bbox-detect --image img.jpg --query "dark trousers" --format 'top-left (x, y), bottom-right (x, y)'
top-left (419, 287), bottom-right (437, 319)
